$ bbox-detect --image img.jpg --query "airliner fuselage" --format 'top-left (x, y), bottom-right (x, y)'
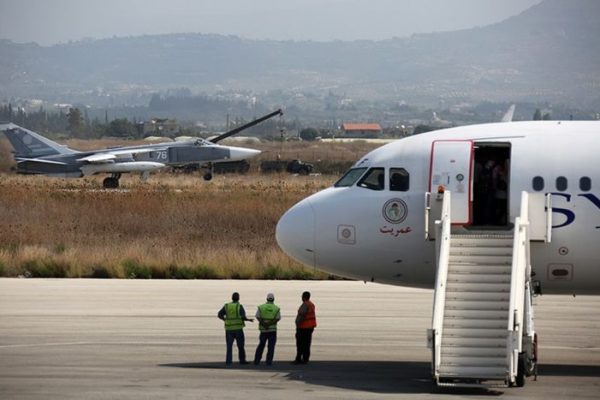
top-left (277, 121), bottom-right (600, 295)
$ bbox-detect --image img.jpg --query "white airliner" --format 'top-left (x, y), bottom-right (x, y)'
top-left (276, 120), bottom-right (600, 388)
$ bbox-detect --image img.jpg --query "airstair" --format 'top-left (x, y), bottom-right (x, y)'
top-left (427, 191), bottom-right (550, 388)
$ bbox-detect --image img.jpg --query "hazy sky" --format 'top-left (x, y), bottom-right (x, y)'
top-left (0, 0), bottom-right (541, 45)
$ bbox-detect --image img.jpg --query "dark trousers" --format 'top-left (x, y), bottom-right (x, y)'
top-left (254, 331), bottom-right (277, 365)
top-left (295, 327), bottom-right (314, 363)
top-left (225, 329), bottom-right (246, 364)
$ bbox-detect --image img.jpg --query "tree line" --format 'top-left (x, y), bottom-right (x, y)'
top-left (1, 104), bottom-right (158, 139)
top-left (0, 103), bottom-right (295, 140)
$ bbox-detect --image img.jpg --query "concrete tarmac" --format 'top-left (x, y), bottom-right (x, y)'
top-left (0, 279), bottom-right (599, 399)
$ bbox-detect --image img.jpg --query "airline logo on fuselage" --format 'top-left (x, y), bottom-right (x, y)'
top-left (382, 198), bottom-right (408, 224)
top-left (552, 193), bottom-right (600, 229)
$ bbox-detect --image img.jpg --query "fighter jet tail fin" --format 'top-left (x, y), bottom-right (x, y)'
top-left (0, 123), bottom-right (75, 158)
top-left (501, 104), bottom-right (516, 123)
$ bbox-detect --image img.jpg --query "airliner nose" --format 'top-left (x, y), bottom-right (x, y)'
top-left (228, 147), bottom-right (261, 161)
top-left (276, 199), bottom-right (315, 267)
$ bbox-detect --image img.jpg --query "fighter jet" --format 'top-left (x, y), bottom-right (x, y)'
top-left (0, 109), bottom-right (281, 188)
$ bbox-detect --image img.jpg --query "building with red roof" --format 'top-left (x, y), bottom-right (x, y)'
top-left (341, 123), bottom-right (382, 138)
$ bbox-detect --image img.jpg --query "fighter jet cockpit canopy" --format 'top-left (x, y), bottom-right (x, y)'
top-left (194, 138), bottom-right (213, 146)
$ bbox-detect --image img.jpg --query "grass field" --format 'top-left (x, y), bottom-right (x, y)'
top-left (0, 136), bottom-right (382, 279)
top-left (0, 173), bottom-right (337, 279)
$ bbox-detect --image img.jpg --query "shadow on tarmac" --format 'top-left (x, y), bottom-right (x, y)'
top-left (161, 361), bottom-right (600, 394)
top-left (160, 360), bottom-right (506, 395)
top-left (538, 364), bottom-right (600, 377)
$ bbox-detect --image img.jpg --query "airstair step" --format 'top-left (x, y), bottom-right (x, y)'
top-left (451, 237), bottom-right (512, 247)
top-left (450, 247), bottom-right (513, 256)
top-left (440, 355), bottom-right (506, 367)
top-left (441, 336), bottom-right (506, 348)
top-left (438, 365), bottom-right (506, 379)
top-left (449, 265), bottom-right (511, 275)
top-left (445, 291), bottom-right (510, 302)
top-left (442, 327), bottom-right (506, 339)
top-left (447, 273), bottom-right (511, 284)
top-left (452, 233), bottom-right (513, 239)
top-left (444, 309), bottom-right (508, 320)
top-left (449, 255), bottom-right (512, 265)
top-left (441, 346), bottom-right (506, 357)
top-left (444, 299), bottom-right (509, 311)
top-left (444, 319), bottom-right (507, 330)
top-left (446, 282), bottom-right (510, 293)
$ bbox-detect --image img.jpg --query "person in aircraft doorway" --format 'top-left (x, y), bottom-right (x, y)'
top-left (493, 159), bottom-right (508, 225)
top-left (479, 159), bottom-right (497, 225)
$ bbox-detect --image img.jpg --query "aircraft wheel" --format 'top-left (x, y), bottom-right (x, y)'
top-left (203, 173), bottom-right (213, 181)
top-left (516, 353), bottom-right (526, 387)
top-left (103, 177), bottom-right (119, 189)
top-left (529, 333), bottom-right (538, 380)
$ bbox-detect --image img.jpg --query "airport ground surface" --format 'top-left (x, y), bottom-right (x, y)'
top-left (0, 279), bottom-right (599, 400)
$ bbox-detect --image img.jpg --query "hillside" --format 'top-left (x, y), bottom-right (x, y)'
top-left (0, 0), bottom-right (598, 107)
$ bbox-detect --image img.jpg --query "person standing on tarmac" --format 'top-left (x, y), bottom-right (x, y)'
top-left (217, 292), bottom-right (253, 365)
top-left (293, 291), bottom-right (317, 364)
top-left (253, 292), bottom-right (281, 366)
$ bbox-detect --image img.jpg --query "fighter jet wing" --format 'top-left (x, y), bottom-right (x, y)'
top-left (16, 158), bottom-right (68, 165)
top-left (77, 148), bottom-right (164, 163)
top-left (77, 153), bottom-right (117, 163)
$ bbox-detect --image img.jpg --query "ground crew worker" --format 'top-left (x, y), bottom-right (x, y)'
top-left (293, 291), bottom-right (317, 364)
top-left (217, 292), bottom-right (253, 365)
top-left (253, 292), bottom-right (281, 366)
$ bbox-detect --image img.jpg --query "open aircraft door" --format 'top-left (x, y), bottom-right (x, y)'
top-left (429, 140), bottom-right (473, 225)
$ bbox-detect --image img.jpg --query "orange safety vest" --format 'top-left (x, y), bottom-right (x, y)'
top-left (298, 300), bottom-right (317, 329)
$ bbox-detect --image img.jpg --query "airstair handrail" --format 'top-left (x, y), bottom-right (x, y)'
top-left (431, 190), bottom-right (452, 379)
top-left (507, 191), bottom-right (531, 383)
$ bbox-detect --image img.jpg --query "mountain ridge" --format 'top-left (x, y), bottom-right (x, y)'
top-left (0, 0), bottom-right (598, 107)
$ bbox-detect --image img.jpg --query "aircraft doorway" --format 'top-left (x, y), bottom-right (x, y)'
top-left (472, 143), bottom-right (511, 227)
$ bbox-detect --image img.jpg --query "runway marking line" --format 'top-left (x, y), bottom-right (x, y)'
top-left (0, 341), bottom-right (93, 349)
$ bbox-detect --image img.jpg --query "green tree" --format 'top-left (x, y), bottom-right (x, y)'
top-left (533, 108), bottom-right (542, 121)
top-left (299, 127), bottom-right (319, 141)
top-left (67, 107), bottom-right (85, 137)
top-left (413, 125), bottom-right (435, 135)
top-left (106, 118), bottom-right (136, 138)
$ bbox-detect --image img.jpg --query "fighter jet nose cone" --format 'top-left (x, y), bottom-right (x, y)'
top-left (276, 198), bottom-right (315, 267)
top-left (228, 147), bottom-right (261, 161)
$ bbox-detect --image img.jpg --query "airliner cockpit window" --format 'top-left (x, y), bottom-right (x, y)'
top-left (357, 168), bottom-right (385, 190)
top-left (390, 168), bottom-right (410, 191)
top-left (334, 167), bottom-right (367, 187)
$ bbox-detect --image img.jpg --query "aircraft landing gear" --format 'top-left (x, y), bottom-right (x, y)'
top-left (103, 173), bottom-right (121, 189)
top-left (202, 163), bottom-right (213, 181)
top-left (511, 319), bottom-right (538, 387)
top-left (516, 353), bottom-right (526, 387)
top-left (525, 333), bottom-right (538, 381)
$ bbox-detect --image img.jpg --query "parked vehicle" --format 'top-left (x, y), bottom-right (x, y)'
top-left (260, 159), bottom-right (313, 175)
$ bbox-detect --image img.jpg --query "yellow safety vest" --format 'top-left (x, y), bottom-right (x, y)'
top-left (257, 302), bottom-right (280, 331)
top-left (224, 302), bottom-right (245, 331)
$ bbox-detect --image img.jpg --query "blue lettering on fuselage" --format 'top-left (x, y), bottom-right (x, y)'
top-left (551, 192), bottom-right (600, 229)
